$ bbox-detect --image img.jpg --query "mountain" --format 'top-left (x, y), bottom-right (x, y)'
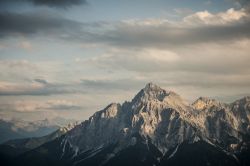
top-left (0, 118), bottom-right (76, 144)
top-left (1, 83), bottom-right (249, 166)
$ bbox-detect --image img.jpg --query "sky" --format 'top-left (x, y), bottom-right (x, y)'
top-left (0, 0), bottom-right (250, 121)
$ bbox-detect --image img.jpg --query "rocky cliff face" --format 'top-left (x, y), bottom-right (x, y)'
top-left (56, 83), bottom-right (250, 164)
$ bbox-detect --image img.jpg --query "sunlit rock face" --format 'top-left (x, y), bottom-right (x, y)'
top-left (192, 97), bottom-right (223, 110)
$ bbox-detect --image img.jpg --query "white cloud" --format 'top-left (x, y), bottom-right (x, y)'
top-left (0, 81), bottom-right (43, 92)
top-left (142, 49), bottom-right (179, 62)
top-left (85, 48), bottom-right (180, 72)
top-left (121, 19), bottom-right (171, 27)
top-left (183, 8), bottom-right (247, 25)
top-left (122, 7), bottom-right (248, 28)
top-left (0, 99), bottom-right (82, 113)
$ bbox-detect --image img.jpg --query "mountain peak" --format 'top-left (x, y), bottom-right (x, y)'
top-left (143, 82), bottom-right (168, 94)
top-left (192, 97), bottom-right (221, 110)
top-left (235, 96), bottom-right (250, 103)
top-left (231, 96), bottom-right (250, 109)
top-left (132, 83), bottom-right (170, 103)
top-left (144, 82), bottom-right (161, 91)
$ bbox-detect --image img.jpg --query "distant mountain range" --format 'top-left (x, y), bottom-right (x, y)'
top-left (0, 122), bottom-right (79, 157)
top-left (0, 117), bottom-right (76, 143)
top-left (0, 83), bottom-right (249, 166)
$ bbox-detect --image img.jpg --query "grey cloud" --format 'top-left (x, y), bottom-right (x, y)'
top-left (47, 104), bottom-right (82, 111)
top-left (30, 0), bottom-right (87, 7)
top-left (0, 78), bottom-right (147, 96)
top-left (237, 0), bottom-right (250, 6)
top-left (86, 20), bottom-right (250, 49)
top-left (0, 0), bottom-right (87, 8)
top-left (0, 80), bottom-right (85, 96)
top-left (80, 74), bottom-right (250, 91)
top-left (73, 7), bottom-right (250, 48)
top-left (1, 9), bottom-right (250, 48)
top-left (212, 93), bottom-right (250, 103)
top-left (34, 79), bottom-right (48, 85)
top-left (0, 100), bottom-right (82, 113)
top-left (0, 11), bottom-right (81, 38)
top-left (233, 0), bottom-right (250, 14)
top-left (0, 87), bottom-right (72, 96)
top-left (164, 76), bottom-right (250, 88)
top-left (85, 45), bottom-right (250, 75)
top-left (41, 100), bottom-right (83, 111)
top-left (76, 76), bottom-right (250, 103)
top-left (81, 79), bottom-right (147, 91)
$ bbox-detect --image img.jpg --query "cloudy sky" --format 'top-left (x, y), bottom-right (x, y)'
top-left (0, 0), bottom-right (250, 121)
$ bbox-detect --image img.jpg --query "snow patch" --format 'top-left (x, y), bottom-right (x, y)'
top-left (168, 145), bottom-right (179, 159)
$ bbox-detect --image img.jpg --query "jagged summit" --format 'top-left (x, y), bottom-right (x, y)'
top-left (192, 96), bottom-right (222, 110)
top-left (232, 96), bottom-right (250, 105)
top-left (143, 82), bottom-right (163, 92)
top-left (132, 83), bottom-right (173, 103)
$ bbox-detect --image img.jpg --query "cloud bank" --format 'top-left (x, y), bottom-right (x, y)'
top-left (1, 4), bottom-right (250, 120)
top-left (0, 11), bottom-right (81, 38)
top-left (0, 0), bottom-right (87, 8)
